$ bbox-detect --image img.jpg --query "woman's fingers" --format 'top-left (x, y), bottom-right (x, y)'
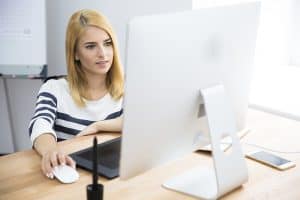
top-left (41, 150), bottom-right (73, 179)
top-left (50, 151), bottom-right (58, 168)
top-left (41, 157), bottom-right (48, 177)
top-left (41, 151), bottom-right (76, 179)
top-left (65, 156), bottom-right (76, 169)
top-left (77, 123), bottom-right (99, 137)
top-left (76, 132), bottom-right (83, 137)
top-left (77, 129), bottom-right (91, 137)
top-left (57, 152), bottom-right (66, 165)
top-left (42, 152), bottom-right (54, 179)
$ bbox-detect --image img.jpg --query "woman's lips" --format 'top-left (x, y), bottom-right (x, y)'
top-left (96, 60), bottom-right (108, 64)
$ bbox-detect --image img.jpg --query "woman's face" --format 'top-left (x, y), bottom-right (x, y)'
top-left (75, 26), bottom-right (113, 77)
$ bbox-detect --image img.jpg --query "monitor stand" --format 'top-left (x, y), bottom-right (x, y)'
top-left (163, 84), bottom-right (248, 199)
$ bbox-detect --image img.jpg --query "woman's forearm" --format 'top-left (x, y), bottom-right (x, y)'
top-left (33, 133), bottom-right (58, 156)
top-left (95, 116), bottom-right (123, 132)
top-left (77, 116), bottom-right (123, 137)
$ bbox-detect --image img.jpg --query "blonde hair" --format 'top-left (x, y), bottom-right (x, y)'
top-left (65, 9), bottom-right (123, 107)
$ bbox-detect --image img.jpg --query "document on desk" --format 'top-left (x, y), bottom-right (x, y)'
top-left (197, 128), bottom-right (250, 152)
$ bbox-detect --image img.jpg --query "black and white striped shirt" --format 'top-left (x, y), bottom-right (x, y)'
top-left (29, 78), bottom-right (123, 143)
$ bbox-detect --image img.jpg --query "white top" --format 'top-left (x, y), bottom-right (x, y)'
top-left (29, 78), bottom-right (123, 143)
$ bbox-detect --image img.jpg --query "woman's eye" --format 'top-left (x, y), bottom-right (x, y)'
top-left (104, 41), bottom-right (113, 46)
top-left (86, 44), bottom-right (96, 49)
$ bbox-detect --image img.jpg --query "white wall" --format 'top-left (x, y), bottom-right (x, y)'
top-left (289, 0), bottom-right (300, 66)
top-left (193, 0), bottom-right (258, 8)
top-left (0, 0), bottom-right (192, 152)
top-left (46, 0), bottom-right (192, 76)
top-left (254, 0), bottom-right (291, 68)
top-left (249, 0), bottom-right (300, 120)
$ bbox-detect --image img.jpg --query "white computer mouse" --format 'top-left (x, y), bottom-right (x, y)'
top-left (52, 165), bottom-right (79, 184)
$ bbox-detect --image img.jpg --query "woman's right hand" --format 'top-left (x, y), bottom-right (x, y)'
top-left (41, 149), bottom-right (76, 179)
top-left (33, 133), bottom-right (77, 178)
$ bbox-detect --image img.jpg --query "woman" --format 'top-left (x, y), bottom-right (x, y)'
top-left (29, 9), bottom-right (124, 179)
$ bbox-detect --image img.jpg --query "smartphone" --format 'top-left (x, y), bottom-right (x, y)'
top-left (246, 150), bottom-right (296, 170)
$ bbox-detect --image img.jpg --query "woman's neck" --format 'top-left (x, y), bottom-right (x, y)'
top-left (85, 74), bottom-right (108, 100)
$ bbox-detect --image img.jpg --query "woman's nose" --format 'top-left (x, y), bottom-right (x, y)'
top-left (97, 45), bottom-right (105, 57)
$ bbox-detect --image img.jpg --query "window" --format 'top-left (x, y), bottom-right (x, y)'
top-left (193, 0), bottom-right (300, 120)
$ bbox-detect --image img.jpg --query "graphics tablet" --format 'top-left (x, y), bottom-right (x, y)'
top-left (70, 137), bottom-right (121, 179)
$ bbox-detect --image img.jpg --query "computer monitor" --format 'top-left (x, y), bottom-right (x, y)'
top-left (120, 2), bottom-right (260, 198)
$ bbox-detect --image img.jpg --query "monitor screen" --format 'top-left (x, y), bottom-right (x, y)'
top-left (120, 2), bottom-right (260, 181)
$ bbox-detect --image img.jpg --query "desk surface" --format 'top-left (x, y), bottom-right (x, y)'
top-left (1, 108), bottom-right (300, 200)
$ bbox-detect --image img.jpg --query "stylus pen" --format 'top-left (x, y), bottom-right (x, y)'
top-left (93, 137), bottom-right (98, 189)
top-left (87, 137), bottom-right (103, 200)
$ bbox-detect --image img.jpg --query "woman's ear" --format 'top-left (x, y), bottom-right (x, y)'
top-left (75, 54), bottom-right (79, 61)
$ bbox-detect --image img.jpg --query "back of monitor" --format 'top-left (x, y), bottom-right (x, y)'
top-left (121, 2), bottom-right (260, 185)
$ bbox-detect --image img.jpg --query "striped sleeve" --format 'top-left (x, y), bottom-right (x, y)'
top-left (29, 80), bottom-right (58, 144)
